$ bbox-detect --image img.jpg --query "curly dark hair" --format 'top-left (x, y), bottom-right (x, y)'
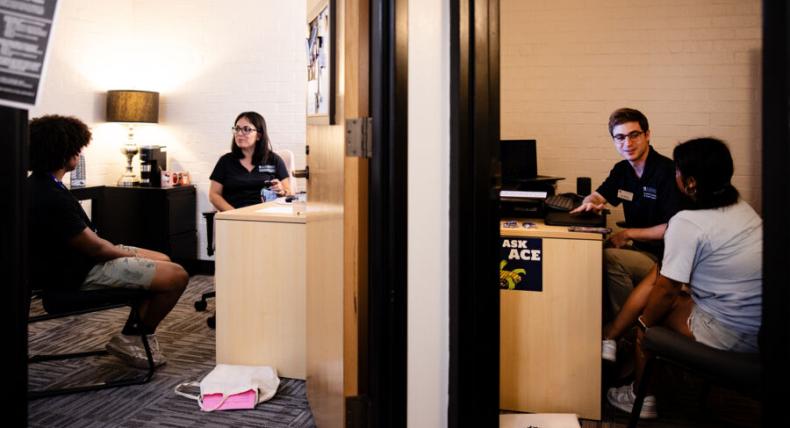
top-left (230, 111), bottom-right (273, 165)
top-left (608, 107), bottom-right (650, 136)
top-left (29, 115), bottom-right (92, 173)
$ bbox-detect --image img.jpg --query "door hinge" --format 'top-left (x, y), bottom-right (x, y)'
top-left (345, 117), bottom-right (373, 158)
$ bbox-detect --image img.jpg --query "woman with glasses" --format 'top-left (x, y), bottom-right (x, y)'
top-left (209, 111), bottom-right (292, 211)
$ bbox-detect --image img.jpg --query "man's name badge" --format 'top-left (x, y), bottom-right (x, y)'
top-left (617, 189), bottom-right (634, 201)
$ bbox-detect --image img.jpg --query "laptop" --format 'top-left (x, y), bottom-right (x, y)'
top-left (544, 210), bottom-right (607, 227)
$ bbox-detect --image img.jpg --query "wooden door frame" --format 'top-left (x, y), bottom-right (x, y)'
top-left (448, 0), bottom-right (501, 425)
top-left (761, 1), bottom-right (789, 424)
top-left (367, 0), bottom-right (408, 425)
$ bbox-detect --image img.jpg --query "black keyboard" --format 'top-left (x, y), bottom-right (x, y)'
top-left (544, 193), bottom-right (582, 211)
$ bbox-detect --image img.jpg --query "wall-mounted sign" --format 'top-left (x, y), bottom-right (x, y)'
top-left (499, 237), bottom-right (542, 292)
top-left (0, 0), bottom-right (58, 110)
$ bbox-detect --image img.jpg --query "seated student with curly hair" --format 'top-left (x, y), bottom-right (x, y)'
top-left (28, 114), bottom-right (189, 368)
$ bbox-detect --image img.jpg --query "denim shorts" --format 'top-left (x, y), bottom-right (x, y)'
top-left (688, 305), bottom-right (758, 353)
top-left (81, 245), bottom-right (156, 291)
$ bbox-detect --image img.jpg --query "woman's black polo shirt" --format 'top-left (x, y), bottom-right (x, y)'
top-left (209, 152), bottom-right (289, 209)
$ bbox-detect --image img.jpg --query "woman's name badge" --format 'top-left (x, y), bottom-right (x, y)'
top-left (617, 189), bottom-right (634, 201)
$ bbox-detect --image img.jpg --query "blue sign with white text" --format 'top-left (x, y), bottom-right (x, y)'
top-left (499, 237), bottom-right (542, 292)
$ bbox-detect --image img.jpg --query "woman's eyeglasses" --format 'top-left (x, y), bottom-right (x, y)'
top-left (232, 126), bottom-right (258, 135)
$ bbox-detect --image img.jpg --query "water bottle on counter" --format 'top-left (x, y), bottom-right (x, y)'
top-left (70, 154), bottom-right (86, 187)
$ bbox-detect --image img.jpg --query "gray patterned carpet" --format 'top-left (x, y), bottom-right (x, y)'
top-left (28, 275), bottom-right (316, 427)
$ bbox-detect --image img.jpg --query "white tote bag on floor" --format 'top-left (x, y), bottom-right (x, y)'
top-left (175, 364), bottom-right (280, 411)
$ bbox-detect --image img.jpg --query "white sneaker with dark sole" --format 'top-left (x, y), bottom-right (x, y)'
top-left (607, 382), bottom-right (657, 419)
top-left (106, 333), bottom-right (167, 369)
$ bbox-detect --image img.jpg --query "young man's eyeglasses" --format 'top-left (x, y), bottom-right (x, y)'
top-left (232, 126), bottom-right (258, 135)
top-left (612, 130), bottom-right (644, 143)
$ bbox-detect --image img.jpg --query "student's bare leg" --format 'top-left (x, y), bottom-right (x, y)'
top-left (604, 264), bottom-right (658, 340)
top-left (633, 293), bottom-right (694, 392)
top-left (136, 260), bottom-right (188, 331)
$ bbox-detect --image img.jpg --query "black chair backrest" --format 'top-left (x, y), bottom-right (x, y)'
top-left (644, 326), bottom-right (762, 395)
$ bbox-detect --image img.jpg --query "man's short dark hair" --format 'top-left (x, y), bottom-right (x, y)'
top-left (608, 108), bottom-right (649, 136)
top-left (29, 115), bottom-right (92, 173)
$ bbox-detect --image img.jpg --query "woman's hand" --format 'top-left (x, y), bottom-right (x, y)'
top-left (269, 178), bottom-right (286, 196)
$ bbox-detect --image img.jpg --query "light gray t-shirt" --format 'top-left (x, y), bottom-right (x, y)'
top-left (660, 199), bottom-right (762, 335)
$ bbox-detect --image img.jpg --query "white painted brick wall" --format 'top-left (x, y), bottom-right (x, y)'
top-left (501, 0), bottom-right (762, 224)
top-left (32, 0), bottom-right (307, 259)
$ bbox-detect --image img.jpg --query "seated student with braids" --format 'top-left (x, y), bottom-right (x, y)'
top-left (602, 137), bottom-right (762, 419)
top-left (27, 115), bottom-right (189, 368)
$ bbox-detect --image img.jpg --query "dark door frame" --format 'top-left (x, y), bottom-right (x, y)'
top-left (367, 0), bottom-right (408, 425)
top-left (2, 106), bottom-right (29, 425)
top-left (448, 0), bottom-right (501, 425)
top-left (761, 1), bottom-right (789, 425)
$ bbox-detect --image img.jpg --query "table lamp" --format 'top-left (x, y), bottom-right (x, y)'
top-left (106, 90), bottom-right (159, 186)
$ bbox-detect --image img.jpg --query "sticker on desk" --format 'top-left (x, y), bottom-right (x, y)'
top-left (500, 237), bottom-right (542, 292)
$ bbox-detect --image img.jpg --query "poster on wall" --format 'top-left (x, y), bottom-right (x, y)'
top-left (0, 0), bottom-right (58, 110)
top-left (306, 0), bottom-right (334, 125)
top-left (499, 237), bottom-right (543, 292)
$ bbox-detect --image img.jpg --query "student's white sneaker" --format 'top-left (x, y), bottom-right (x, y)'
top-left (106, 333), bottom-right (167, 369)
top-left (606, 382), bottom-right (657, 419)
top-left (602, 339), bottom-right (617, 362)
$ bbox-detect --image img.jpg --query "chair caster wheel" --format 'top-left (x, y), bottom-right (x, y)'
top-left (207, 315), bottom-right (216, 329)
top-left (194, 300), bottom-right (207, 311)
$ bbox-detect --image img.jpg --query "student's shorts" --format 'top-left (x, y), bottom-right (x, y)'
top-left (81, 245), bottom-right (156, 291)
top-left (688, 305), bottom-right (758, 353)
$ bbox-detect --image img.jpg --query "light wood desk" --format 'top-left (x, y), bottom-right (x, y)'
top-left (499, 219), bottom-right (602, 420)
top-left (214, 202), bottom-right (306, 379)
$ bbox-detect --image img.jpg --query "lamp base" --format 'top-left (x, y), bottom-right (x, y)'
top-left (119, 142), bottom-right (140, 187)
top-left (117, 172), bottom-right (140, 187)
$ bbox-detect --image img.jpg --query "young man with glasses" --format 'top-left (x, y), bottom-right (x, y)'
top-left (571, 108), bottom-right (681, 363)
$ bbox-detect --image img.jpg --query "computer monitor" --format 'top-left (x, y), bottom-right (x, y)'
top-left (501, 139), bottom-right (537, 186)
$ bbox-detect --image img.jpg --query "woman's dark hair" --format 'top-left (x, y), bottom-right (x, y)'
top-left (608, 107), bottom-right (649, 136)
top-left (230, 111), bottom-right (272, 165)
top-left (673, 137), bottom-right (739, 209)
top-left (29, 115), bottom-right (92, 173)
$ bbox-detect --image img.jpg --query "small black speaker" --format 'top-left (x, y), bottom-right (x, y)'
top-left (577, 177), bottom-right (591, 196)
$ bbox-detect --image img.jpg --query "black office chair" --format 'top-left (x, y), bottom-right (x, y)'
top-left (194, 211), bottom-right (216, 328)
top-left (628, 326), bottom-right (762, 428)
top-left (28, 288), bottom-right (157, 399)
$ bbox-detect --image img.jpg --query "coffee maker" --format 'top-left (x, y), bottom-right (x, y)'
top-left (139, 145), bottom-right (167, 187)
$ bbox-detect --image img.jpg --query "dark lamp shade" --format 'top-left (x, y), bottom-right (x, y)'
top-left (106, 90), bottom-right (159, 123)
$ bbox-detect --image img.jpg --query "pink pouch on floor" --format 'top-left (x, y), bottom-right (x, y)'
top-left (201, 390), bottom-right (258, 411)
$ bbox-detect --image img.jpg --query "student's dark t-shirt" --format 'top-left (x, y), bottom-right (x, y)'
top-left (209, 152), bottom-right (289, 209)
top-left (596, 146), bottom-right (681, 258)
top-left (27, 172), bottom-right (96, 290)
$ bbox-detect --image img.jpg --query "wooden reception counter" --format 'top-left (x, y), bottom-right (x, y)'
top-left (214, 202), bottom-right (306, 379)
top-left (499, 219), bottom-right (602, 420)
